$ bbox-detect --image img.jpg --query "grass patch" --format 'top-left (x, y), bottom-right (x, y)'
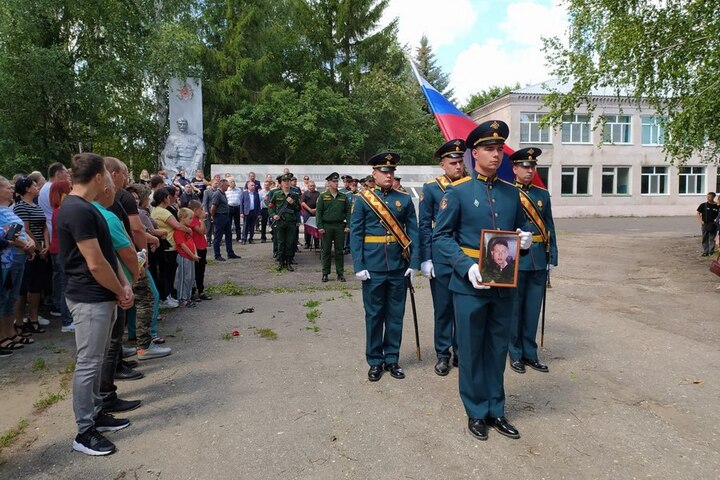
top-left (31, 357), bottom-right (46, 373)
top-left (303, 300), bottom-right (320, 308)
top-left (340, 289), bottom-right (353, 298)
top-left (305, 325), bottom-right (320, 332)
top-left (207, 281), bottom-right (245, 296)
top-left (221, 332), bottom-right (233, 341)
top-left (206, 258), bottom-right (219, 266)
top-left (254, 328), bottom-right (278, 340)
top-left (34, 390), bottom-right (66, 411)
top-left (0, 418), bottom-right (28, 451)
top-left (306, 309), bottom-right (321, 321)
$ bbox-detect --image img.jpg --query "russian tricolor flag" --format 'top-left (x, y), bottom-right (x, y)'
top-left (409, 59), bottom-right (543, 187)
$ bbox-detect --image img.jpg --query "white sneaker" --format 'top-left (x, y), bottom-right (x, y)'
top-left (37, 316), bottom-right (51, 326)
top-left (159, 299), bottom-right (178, 309)
top-left (61, 323), bottom-right (76, 333)
top-left (50, 310), bottom-right (62, 317)
top-left (137, 343), bottom-right (171, 360)
top-left (166, 296), bottom-right (180, 306)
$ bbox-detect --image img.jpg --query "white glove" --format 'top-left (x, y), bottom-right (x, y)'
top-left (404, 268), bottom-right (415, 281)
top-left (420, 260), bottom-right (435, 279)
top-left (517, 229), bottom-right (532, 250)
top-left (467, 264), bottom-right (490, 290)
top-left (355, 270), bottom-right (371, 281)
top-left (547, 264), bottom-right (555, 272)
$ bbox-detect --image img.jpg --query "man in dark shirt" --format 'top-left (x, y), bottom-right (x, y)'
top-left (696, 192), bottom-right (719, 256)
top-left (211, 179), bottom-right (240, 261)
top-left (58, 153), bottom-right (134, 456)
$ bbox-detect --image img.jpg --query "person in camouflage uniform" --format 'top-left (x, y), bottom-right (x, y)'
top-left (268, 174), bottom-right (300, 271)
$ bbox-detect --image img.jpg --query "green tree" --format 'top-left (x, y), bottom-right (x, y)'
top-left (462, 83), bottom-right (520, 112)
top-left (542, 0), bottom-right (720, 164)
top-left (0, 0), bottom-right (202, 175)
top-left (414, 35), bottom-right (453, 100)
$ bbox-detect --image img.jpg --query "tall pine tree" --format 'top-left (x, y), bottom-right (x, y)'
top-left (414, 35), bottom-right (453, 100)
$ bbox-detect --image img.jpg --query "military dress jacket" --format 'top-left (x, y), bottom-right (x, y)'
top-left (516, 184), bottom-right (558, 272)
top-left (316, 190), bottom-right (351, 229)
top-left (350, 187), bottom-right (420, 273)
top-left (419, 175), bottom-right (464, 265)
top-left (433, 174), bottom-right (526, 297)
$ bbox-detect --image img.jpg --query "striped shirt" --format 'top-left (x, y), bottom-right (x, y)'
top-left (225, 187), bottom-right (242, 206)
top-left (13, 200), bottom-right (46, 243)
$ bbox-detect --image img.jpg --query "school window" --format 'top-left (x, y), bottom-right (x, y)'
top-left (561, 114), bottom-right (592, 144)
top-left (678, 166), bottom-right (705, 195)
top-left (561, 167), bottom-right (590, 195)
top-left (641, 166), bottom-right (669, 195)
top-left (536, 166), bottom-right (550, 190)
top-left (602, 115), bottom-right (632, 144)
top-left (602, 167), bottom-right (631, 195)
top-left (519, 113), bottom-right (551, 144)
top-left (641, 116), bottom-right (665, 145)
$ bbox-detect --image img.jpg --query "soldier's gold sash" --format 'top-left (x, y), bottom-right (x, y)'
top-left (359, 189), bottom-right (411, 260)
top-left (435, 175), bottom-right (451, 192)
top-left (518, 189), bottom-right (550, 251)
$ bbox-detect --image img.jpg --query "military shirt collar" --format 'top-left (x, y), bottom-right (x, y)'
top-left (476, 173), bottom-right (497, 183)
top-left (514, 181), bottom-right (532, 191)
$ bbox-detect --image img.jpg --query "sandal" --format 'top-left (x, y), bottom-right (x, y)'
top-left (23, 322), bottom-right (46, 334)
top-left (0, 337), bottom-right (24, 350)
top-left (10, 334), bottom-right (34, 345)
top-left (14, 323), bottom-right (32, 338)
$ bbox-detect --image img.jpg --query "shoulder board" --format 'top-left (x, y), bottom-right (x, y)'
top-left (498, 179), bottom-right (515, 187)
top-left (451, 176), bottom-right (471, 187)
top-left (425, 179), bottom-right (436, 185)
top-left (393, 188), bottom-right (410, 195)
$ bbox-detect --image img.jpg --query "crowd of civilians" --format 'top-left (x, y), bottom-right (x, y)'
top-left (0, 158), bottom-right (285, 456)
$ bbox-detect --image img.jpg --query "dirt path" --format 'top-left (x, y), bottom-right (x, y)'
top-left (1, 219), bottom-right (719, 479)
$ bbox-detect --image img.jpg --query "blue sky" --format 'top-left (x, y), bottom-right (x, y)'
top-left (382, 0), bottom-right (569, 103)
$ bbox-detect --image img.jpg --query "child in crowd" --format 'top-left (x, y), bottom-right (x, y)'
top-left (188, 200), bottom-right (211, 301)
top-left (173, 208), bottom-right (199, 307)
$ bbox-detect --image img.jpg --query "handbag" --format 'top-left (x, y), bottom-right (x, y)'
top-left (710, 257), bottom-right (720, 277)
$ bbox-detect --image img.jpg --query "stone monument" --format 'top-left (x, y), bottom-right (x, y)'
top-left (162, 78), bottom-right (205, 177)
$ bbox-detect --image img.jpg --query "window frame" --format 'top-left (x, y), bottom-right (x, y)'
top-left (561, 114), bottom-right (592, 144)
top-left (678, 166), bottom-right (705, 195)
top-left (640, 166), bottom-right (669, 195)
top-left (519, 112), bottom-right (552, 144)
top-left (602, 166), bottom-right (631, 196)
top-left (561, 166), bottom-right (591, 196)
top-left (641, 115), bottom-right (666, 146)
top-left (602, 114), bottom-right (633, 145)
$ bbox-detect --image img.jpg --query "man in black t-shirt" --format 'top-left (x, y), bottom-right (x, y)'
top-left (696, 192), bottom-right (719, 256)
top-left (58, 153), bottom-right (134, 456)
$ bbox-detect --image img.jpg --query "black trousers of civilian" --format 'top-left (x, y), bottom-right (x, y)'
top-left (260, 208), bottom-right (269, 240)
top-left (229, 205), bottom-right (242, 241)
top-left (158, 250), bottom-right (178, 301)
top-left (243, 211), bottom-right (259, 242)
top-left (196, 248), bottom-right (207, 294)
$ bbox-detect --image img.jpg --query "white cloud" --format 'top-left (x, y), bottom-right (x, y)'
top-left (450, 1), bottom-right (568, 103)
top-left (382, 0), bottom-right (477, 49)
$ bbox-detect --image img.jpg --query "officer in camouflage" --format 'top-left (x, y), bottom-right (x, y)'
top-left (268, 173), bottom-right (300, 271)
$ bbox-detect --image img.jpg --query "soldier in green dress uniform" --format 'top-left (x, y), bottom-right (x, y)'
top-left (316, 172), bottom-right (351, 282)
top-left (350, 152), bottom-right (419, 382)
top-left (268, 174), bottom-right (300, 271)
top-left (433, 120), bottom-right (533, 442)
top-left (508, 147), bottom-right (558, 374)
top-left (419, 138), bottom-right (468, 376)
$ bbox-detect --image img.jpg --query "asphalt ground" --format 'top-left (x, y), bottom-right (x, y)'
top-left (1, 216), bottom-right (718, 479)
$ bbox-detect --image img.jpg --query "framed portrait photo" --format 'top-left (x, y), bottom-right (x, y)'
top-left (478, 229), bottom-right (520, 288)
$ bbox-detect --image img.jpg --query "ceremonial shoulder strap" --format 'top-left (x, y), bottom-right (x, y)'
top-left (518, 189), bottom-right (549, 247)
top-left (435, 175), bottom-right (451, 192)
top-left (451, 176), bottom-right (471, 187)
top-left (358, 189), bottom-right (412, 260)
